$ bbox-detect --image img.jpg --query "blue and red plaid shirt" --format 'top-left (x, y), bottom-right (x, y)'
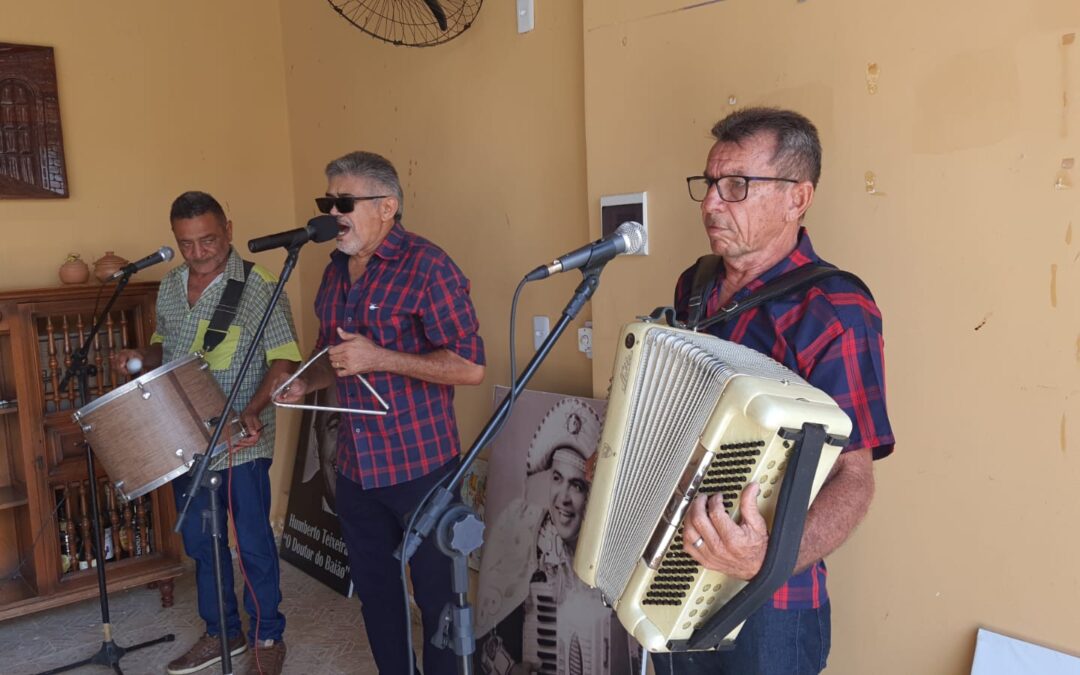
top-left (314, 223), bottom-right (485, 489)
top-left (674, 227), bottom-right (894, 610)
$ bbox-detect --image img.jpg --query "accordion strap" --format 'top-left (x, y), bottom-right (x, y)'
top-left (686, 254), bottom-right (722, 328)
top-left (203, 259), bottom-right (255, 353)
top-left (688, 256), bottom-right (872, 333)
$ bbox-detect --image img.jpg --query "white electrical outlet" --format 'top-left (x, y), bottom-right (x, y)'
top-left (577, 322), bottom-right (593, 359)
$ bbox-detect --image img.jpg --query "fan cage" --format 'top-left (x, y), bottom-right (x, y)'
top-left (328, 0), bottom-right (483, 47)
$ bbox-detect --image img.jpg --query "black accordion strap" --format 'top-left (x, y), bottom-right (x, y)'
top-left (202, 259), bottom-right (254, 353)
top-left (686, 254), bottom-right (722, 328)
top-left (692, 263), bottom-right (872, 333)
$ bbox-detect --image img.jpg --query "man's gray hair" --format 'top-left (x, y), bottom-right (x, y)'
top-left (325, 151), bottom-right (404, 221)
top-left (711, 107), bottom-right (823, 187)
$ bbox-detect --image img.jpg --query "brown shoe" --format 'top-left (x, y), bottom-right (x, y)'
top-left (167, 633), bottom-right (247, 674)
top-left (245, 639), bottom-right (286, 675)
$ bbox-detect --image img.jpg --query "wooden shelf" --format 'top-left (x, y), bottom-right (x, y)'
top-left (58, 552), bottom-right (174, 587)
top-left (0, 282), bottom-right (182, 623)
top-left (0, 485), bottom-right (27, 511)
top-left (0, 559), bottom-right (184, 622)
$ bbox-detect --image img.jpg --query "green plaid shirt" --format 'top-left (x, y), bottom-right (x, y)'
top-left (151, 248), bottom-right (301, 469)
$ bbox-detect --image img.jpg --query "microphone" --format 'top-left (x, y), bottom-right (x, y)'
top-left (248, 216), bottom-right (340, 253)
top-left (525, 221), bottom-right (646, 281)
top-left (108, 246), bottom-right (175, 281)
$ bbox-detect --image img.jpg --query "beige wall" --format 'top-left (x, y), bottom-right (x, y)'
top-left (4, 0), bottom-right (1080, 672)
top-left (0, 1), bottom-right (301, 519)
top-left (584, 1), bottom-right (1080, 673)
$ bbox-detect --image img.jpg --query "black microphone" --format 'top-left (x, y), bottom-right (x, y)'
top-left (247, 216), bottom-right (340, 253)
top-left (525, 221), bottom-right (646, 281)
top-left (107, 246), bottom-right (175, 281)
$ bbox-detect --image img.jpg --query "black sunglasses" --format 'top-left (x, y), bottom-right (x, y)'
top-left (315, 195), bottom-right (389, 214)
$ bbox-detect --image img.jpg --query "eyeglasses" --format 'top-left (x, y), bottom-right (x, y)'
top-left (686, 175), bottom-right (799, 203)
top-left (315, 195), bottom-right (389, 214)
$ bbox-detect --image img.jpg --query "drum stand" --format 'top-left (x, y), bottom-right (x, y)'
top-left (40, 274), bottom-right (175, 675)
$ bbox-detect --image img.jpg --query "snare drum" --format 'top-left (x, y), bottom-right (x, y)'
top-left (73, 353), bottom-right (243, 501)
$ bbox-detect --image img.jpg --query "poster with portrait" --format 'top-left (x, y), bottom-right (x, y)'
top-left (279, 387), bottom-right (353, 597)
top-left (474, 387), bottom-right (640, 675)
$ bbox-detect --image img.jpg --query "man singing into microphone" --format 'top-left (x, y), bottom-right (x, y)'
top-left (274, 151), bottom-right (486, 674)
top-left (112, 191), bottom-right (300, 675)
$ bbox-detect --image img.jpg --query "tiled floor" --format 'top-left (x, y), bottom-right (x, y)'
top-left (1, 559), bottom-right (423, 674)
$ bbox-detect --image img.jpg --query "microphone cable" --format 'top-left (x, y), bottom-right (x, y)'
top-left (226, 431), bottom-right (267, 674)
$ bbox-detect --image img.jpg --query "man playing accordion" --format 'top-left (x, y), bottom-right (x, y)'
top-left (656, 107), bottom-right (895, 675)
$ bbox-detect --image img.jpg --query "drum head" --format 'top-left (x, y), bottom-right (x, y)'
top-left (74, 352), bottom-right (204, 418)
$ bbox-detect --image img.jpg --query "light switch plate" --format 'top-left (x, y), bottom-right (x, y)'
top-left (517, 0), bottom-right (534, 33)
top-left (532, 315), bottom-right (550, 350)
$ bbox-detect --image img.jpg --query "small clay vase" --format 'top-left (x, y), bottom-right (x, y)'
top-left (93, 251), bottom-right (129, 283)
top-left (59, 254), bottom-right (90, 285)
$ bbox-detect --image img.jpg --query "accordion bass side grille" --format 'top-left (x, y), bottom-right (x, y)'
top-left (700, 445), bottom-right (765, 508)
top-left (643, 442), bottom-right (764, 607)
top-left (643, 529), bottom-right (695, 606)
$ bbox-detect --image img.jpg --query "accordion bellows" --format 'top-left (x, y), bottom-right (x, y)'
top-left (573, 322), bottom-right (852, 652)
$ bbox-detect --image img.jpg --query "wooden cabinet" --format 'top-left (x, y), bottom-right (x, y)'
top-left (0, 282), bottom-right (183, 622)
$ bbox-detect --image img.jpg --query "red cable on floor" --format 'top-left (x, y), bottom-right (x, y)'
top-left (226, 433), bottom-right (265, 675)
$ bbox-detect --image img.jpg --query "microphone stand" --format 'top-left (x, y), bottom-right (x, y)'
top-left (397, 264), bottom-right (606, 675)
top-left (39, 274), bottom-right (176, 675)
top-left (173, 243), bottom-right (304, 675)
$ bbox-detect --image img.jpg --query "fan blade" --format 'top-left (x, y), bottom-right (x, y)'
top-left (422, 0), bottom-right (449, 31)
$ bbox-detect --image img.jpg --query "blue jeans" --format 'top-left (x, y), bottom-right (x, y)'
top-left (651, 602), bottom-right (831, 675)
top-left (335, 460), bottom-right (459, 675)
top-left (173, 458), bottom-right (285, 643)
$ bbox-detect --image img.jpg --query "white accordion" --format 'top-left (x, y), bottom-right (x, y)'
top-left (573, 322), bottom-right (852, 653)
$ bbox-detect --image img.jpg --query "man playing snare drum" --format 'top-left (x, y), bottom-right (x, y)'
top-left (112, 191), bottom-right (300, 675)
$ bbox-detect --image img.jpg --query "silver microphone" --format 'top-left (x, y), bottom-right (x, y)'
top-left (525, 221), bottom-right (646, 281)
top-left (107, 246), bottom-right (175, 281)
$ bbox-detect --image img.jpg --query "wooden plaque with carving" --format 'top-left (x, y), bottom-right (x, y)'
top-left (0, 43), bottom-right (69, 199)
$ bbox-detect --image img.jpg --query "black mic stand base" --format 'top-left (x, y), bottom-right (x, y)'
top-left (41, 274), bottom-right (175, 675)
top-left (33, 444), bottom-right (176, 675)
top-left (35, 633), bottom-right (177, 675)
top-left (34, 448), bottom-right (176, 675)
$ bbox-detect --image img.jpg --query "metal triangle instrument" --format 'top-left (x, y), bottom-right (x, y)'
top-left (272, 346), bottom-right (390, 416)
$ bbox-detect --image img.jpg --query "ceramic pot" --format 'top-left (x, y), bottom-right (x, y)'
top-left (59, 254), bottom-right (90, 285)
top-left (93, 251), bottom-right (129, 283)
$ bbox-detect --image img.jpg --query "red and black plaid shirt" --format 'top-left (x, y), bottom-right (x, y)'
top-left (315, 223), bottom-right (485, 488)
top-left (675, 227), bottom-right (894, 609)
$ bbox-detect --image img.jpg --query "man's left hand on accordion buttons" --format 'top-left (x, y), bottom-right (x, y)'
top-left (682, 482), bottom-right (767, 580)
